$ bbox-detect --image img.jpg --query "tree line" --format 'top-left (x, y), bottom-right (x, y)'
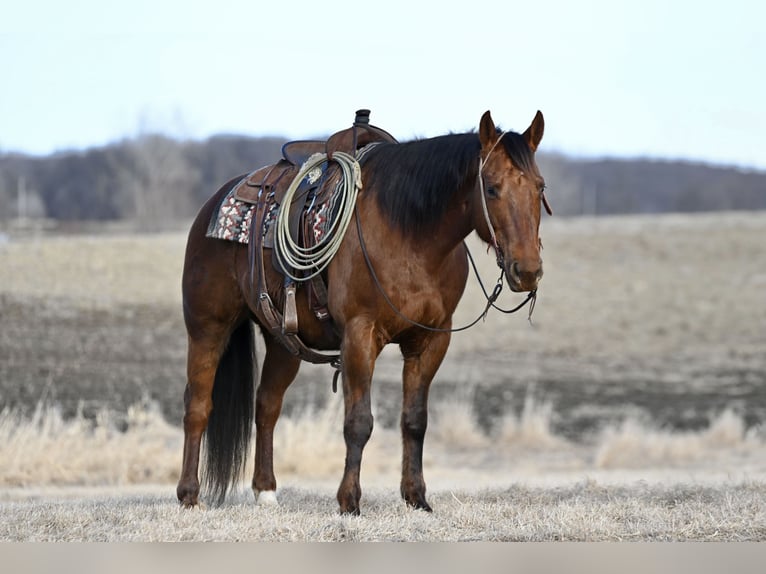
top-left (0, 134), bottom-right (764, 228)
top-left (0, 135), bottom-right (285, 229)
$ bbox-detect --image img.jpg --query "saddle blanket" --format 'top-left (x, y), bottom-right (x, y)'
top-left (205, 143), bottom-right (380, 247)
top-left (205, 172), bottom-right (341, 247)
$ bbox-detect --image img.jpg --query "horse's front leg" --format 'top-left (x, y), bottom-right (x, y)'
top-left (336, 317), bottom-right (383, 515)
top-left (252, 335), bottom-right (301, 505)
top-left (399, 329), bottom-right (451, 511)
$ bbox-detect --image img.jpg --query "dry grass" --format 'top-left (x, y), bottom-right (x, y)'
top-left (595, 408), bottom-right (764, 469)
top-left (2, 394), bottom-right (763, 490)
top-left (0, 231), bottom-right (186, 308)
top-left (2, 212), bottom-right (766, 540)
top-left (2, 396), bottom-right (766, 541)
top-left (2, 480), bottom-right (766, 541)
top-left (0, 400), bottom-right (181, 488)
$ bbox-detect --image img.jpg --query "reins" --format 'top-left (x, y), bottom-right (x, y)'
top-left (352, 131), bottom-right (538, 335)
top-left (354, 204), bottom-right (537, 335)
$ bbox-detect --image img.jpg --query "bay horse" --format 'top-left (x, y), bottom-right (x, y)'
top-left (176, 110), bottom-right (547, 515)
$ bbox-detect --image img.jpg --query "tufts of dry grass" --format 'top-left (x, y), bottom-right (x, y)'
top-left (595, 408), bottom-right (764, 469)
top-left (0, 400), bottom-right (181, 487)
top-left (2, 393), bottom-right (766, 540)
top-left (496, 392), bottom-right (564, 449)
top-left (2, 481), bottom-right (765, 541)
top-left (2, 394), bottom-right (765, 490)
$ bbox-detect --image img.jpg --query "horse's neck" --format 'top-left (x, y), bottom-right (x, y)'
top-left (410, 181), bottom-right (478, 268)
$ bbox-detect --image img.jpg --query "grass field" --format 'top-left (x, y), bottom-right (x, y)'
top-left (1, 212), bottom-right (765, 540)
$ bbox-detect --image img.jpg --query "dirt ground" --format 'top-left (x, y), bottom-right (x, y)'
top-left (1, 211), bottom-right (765, 541)
top-left (1, 212), bottom-right (764, 438)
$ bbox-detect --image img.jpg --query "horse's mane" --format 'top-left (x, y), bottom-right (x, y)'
top-left (360, 130), bottom-right (535, 235)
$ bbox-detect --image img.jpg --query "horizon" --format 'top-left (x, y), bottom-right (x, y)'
top-left (2, 128), bottom-right (764, 175)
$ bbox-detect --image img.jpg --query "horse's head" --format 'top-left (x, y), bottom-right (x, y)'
top-left (475, 110), bottom-right (547, 293)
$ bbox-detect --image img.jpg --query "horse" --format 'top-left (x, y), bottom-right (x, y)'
top-left (176, 110), bottom-right (548, 515)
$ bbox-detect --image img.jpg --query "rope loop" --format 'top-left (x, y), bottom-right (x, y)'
top-left (274, 151), bottom-right (362, 282)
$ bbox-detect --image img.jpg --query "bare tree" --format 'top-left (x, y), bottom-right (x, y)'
top-left (125, 135), bottom-right (201, 231)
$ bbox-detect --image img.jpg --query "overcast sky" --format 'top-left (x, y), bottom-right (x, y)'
top-left (1, 0), bottom-right (764, 169)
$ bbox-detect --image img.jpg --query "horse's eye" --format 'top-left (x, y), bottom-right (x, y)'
top-left (486, 186), bottom-right (498, 198)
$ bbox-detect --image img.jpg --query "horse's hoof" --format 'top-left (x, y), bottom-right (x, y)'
top-left (339, 506), bottom-right (361, 517)
top-left (414, 501), bottom-right (433, 512)
top-left (337, 488), bottom-right (361, 516)
top-left (404, 495), bottom-right (433, 512)
top-left (179, 497), bottom-right (203, 509)
top-left (177, 488), bottom-right (199, 508)
top-left (254, 489), bottom-right (279, 506)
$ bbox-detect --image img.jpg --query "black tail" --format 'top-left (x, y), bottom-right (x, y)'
top-left (203, 320), bottom-right (256, 505)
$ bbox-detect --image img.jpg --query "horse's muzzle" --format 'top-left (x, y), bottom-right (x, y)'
top-left (506, 259), bottom-right (543, 292)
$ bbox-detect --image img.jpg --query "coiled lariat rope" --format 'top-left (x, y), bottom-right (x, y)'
top-left (274, 151), bottom-right (362, 282)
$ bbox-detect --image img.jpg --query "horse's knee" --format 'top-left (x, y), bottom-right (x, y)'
top-left (401, 408), bottom-right (428, 441)
top-left (344, 409), bottom-right (374, 445)
top-left (255, 393), bottom-right (278, 423)
top-left (183, 402), bottom-right (211, 432)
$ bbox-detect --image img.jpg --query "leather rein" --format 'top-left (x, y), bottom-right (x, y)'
top-left (355, 208), bottom-right (537, 335)
top-left (355, 138), bottom-right (547, 335)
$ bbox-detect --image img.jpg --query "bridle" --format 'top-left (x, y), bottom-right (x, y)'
top-left (477, 131), bottom-right (508, 268)
top-left (477, 131), bottom-right (553, 268)
top-left (355, 132), bottom-right (545, 334)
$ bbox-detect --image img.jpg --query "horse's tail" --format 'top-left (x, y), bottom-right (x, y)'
top-left (203, 320), bottom-right (256, 505)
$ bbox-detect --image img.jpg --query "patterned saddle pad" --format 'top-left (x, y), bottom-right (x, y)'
top-left (205, 143), bottom-right (380, 248)
top-left (205, 167), bottom-right (342, 249)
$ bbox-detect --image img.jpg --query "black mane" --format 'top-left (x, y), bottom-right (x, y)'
top-left (360, 130), bottom-right (535, 235)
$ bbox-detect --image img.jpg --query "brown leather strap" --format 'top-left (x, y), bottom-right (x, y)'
top-left (283, 282), bottom-right (298, 334)
top-left (309, 274), bottom-right (331, 321)
top-left (247, 172), bottom-right (339, 365)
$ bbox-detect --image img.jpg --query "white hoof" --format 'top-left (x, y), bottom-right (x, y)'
top-left (254, 489), bottom-right (278, 506)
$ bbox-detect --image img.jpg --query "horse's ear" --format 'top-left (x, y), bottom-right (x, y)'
top-left (479, 110), bottom-right (498, 149)
top-left (523, 110), bottom-right (545, 152)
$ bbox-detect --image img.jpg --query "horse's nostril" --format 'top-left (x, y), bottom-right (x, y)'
top-left (509, 261), bottom-right (522, 283)
top-left (508, 260), bottom-right (543, 290)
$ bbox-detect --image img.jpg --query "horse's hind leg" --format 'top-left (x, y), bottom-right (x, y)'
top-left (251, 334), bottom-right (301, 505)
top-left (177, 329), bottom-right (229, 507)
top-left (399, 330), bottom-right (451, 511)
top-left (176, 245), bottom-right (247, 506)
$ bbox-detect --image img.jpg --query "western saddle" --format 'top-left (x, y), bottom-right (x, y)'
top-left (239, 109), bottom-right (397, 369)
